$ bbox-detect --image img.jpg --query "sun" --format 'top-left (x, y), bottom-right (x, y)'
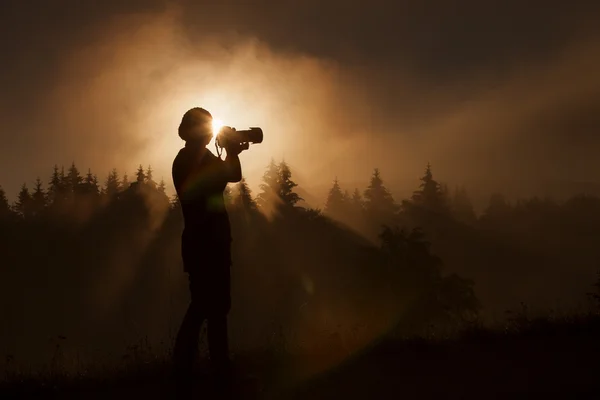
top-left (211, 118), bottom-right (224, 136)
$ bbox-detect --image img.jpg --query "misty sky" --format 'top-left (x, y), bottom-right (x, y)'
top-left (1, 0), bottom-right (599, 204)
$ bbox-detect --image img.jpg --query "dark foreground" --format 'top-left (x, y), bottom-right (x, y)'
top-left (3, 316), bottom-right (600, 399)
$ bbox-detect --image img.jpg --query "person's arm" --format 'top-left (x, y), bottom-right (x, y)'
top-left (222, 143), bottom-right (245, 183)
top-left (223, 152), bottom-right (242, 183)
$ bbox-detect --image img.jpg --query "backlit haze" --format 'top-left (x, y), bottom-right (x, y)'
top-left (1, 1), bottom-right (600, 208)
top-left (2, 1), bottom-right (600, 385)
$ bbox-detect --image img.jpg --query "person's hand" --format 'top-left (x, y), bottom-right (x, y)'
top-left (225, 141), bottom-right (248, 156)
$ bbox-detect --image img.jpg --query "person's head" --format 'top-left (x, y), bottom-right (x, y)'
top-left (178, 107), bottom-right (213, 145)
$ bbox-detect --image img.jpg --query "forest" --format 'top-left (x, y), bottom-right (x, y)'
top-left (1, 159), bottom-right (599, 384)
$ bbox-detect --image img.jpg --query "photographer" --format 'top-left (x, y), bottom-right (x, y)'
top-left (171, 107), bottom-right (245, 392)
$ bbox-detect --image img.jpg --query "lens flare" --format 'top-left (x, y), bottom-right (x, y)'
top-left (212, 118), bottom-right (224, 136)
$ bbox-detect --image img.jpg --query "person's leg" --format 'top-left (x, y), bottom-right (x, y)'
top-left (173, 274), bottom-right (205, 393)
top-left (207, 315), bottom-right (230, 370)
top-left (207, 314), bottom-right (232, 395)
top-left (173, 303), bottom-right (204, 374)
top-left (207, 257), bottom-right (232, 385)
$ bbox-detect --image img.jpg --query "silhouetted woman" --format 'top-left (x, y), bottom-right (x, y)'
top-left (171, 107), bottom-right (244, 395)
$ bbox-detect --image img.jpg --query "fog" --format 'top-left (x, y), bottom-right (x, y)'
top-left (1, 1), bottom-right (599, 207)
top-left (1, 0), bottom-right (600, 380)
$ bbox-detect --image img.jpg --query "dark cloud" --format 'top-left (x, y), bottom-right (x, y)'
top-left (0, 1), bottom-right (166, 98)
top-left (0, 0), bottom-right (599, 204)
top-left (180, 0), bottom-right (599, 77)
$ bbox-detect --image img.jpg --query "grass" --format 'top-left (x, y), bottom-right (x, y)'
top-left (2, 313), bottom-right (600, 399)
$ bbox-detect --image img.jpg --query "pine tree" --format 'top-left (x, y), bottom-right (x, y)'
top-left (364, 168), bottom-right (396, 219)
top-left (223, 185), bottom-right (233, 205)
top-left (136, 165), bottom-right (146, 184)
top-left (154, 178), bottom-right (169, 204)
top-left (32, 177), bottom-right (46, 215)
top-left (278, 161), bottom-right (302, 207)
top-left (93, 175), bottom-right (100, 192)
top-left (84, 169), bottom-right (93, 188)
top-left (171, 194), bottom-right (181, 209)
top-left (324, 178), bottom-right (346, 219)
top-left (146, 165), bottom-right (156, 188)
top-left (157, 178), bottom-right (167, 195)
top-left (59, 166), bottom-right (67, 191)
top-left (121, 173), bottom-right (130, 190)
top-left (411, 163), bottom-right (447, 213)
top-left (82, 169), bottom-right (100, 196)
top-left (351, 188), bottom-right (364, 213)
top-left (256, 159), bottom-right (280, 209)
top-left (14, 183), bottom-right (33, 218)
top-left (343, 190), bottom-right (351, 203)
top-left (67, 162), bottom-right (83, 194)
top-left (0, 186), bottom-right (10, 217)
top-left (48, 165), bottom-right (61, 195)
top-left (105, 168), bottom-right (121, 197)
top-left (48, 165), bottom-right (66, 205)
top-left (234, 177), bottom-right (256, 210)
top-left (347, 187), bottom-right (366, 229)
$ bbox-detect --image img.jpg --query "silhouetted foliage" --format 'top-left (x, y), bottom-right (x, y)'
top-left (379, 226), bottom-right (479, 332)
top-left (82, 169), bottom-right (100, 196)
top-left (105, 168), bottom-right (121, 198)
top-left (223, 184), bottom-right (233, 205)
top-left (171, 193), bottom-right (181, 209)
top-left (121, 172), bottom-right (130, 190)
top-left (157, 178), bottom-right (167, 195)
top-left (14, 183), bottom-right (33, 219)
top-left (66, 162), bottom-right (83, 194)
top-left (232, 177), bottom-right (256, 212)
top-left (255, 159), bottom-right (302, 213)
top-left (409, 163), bottom-right (448, 214)
top-left (31, 178), bottom-right (46, 217)
top-left (364, 168), bottom-right (397, 235)
top-left (136, 164), bottom-right (145, 184)
top-left (0, 185), bottom-right (12, 218)
top-left (278, 160), bottom-right (302, 208)
top-left (47, 165), bottom-right (68, 208)
top-left (145, 165), bottom-right (156, 188)
top-left (3, 158), bottom-right (600, 379)
top-left (324, 178), bottom-right (345, 220)
top-left (256, 158), bottom-right (279, 210)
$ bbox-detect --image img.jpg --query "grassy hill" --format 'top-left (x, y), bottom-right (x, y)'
top-left (3, 314), bottom-right (599, 399)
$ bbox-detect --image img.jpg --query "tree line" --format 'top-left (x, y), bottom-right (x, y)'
top-left (0, 163), bottom-right (168, 220)
top-left (1, 158), bottom-right (599, 367)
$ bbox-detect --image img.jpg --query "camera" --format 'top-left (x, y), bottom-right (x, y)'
top-left (215, 127), bottom-right (263, 150)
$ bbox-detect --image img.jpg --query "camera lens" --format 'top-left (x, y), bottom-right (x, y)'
top-left (246, 128), bottom-right (263, 144)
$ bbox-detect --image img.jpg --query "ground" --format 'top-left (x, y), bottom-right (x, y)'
top-left (2, 316), bottom-right (600, 399)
